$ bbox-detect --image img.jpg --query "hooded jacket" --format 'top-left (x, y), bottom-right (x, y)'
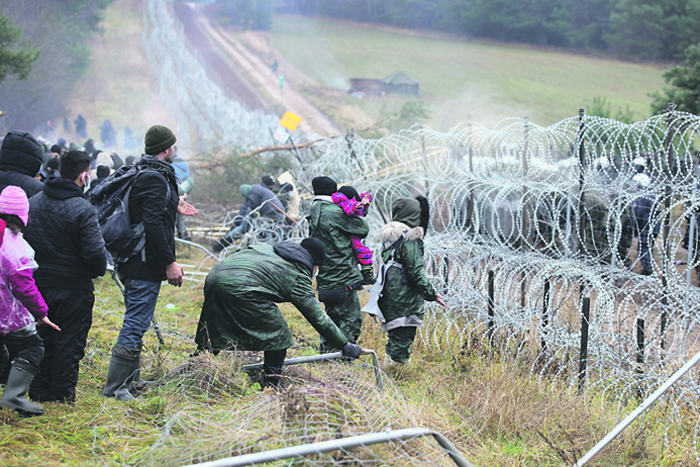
top-left (0, 131), bottom-right (45, 198)
top-left (238, 183), bottom-right (283, 219)
top-left (194, 242), bottom-right (347, 352)
top-left (26, 178), bottom-right (108, 291)
top-left (377, 199), bottom-right (436, 329)
top-left (307, 196), bottom-right (369, 291)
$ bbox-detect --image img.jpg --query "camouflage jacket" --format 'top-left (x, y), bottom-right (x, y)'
top-left (195, 242), bottom-right (347, 352)
top-left (307, 196), bottom-right (369, 291)
top-left (377, 221), bottom-right (437, 330)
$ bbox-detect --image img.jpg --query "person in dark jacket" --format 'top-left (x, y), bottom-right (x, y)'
top-left (375, 196), bottom-right (446, 370)
top-left (74, 114), bottom-right (87, 139)
top-left (307, 176), bottom-right (369, 351)
top-left (194, 238), bottom-right (362, 388)
top-left (213, 181), bottom-right (284, 252)
top-left (0, 130), bottom-right (44, 198)
top-left (25, 150), bottom-right (108, 403)
top-left (632, 173), bottom-right (660, 275)
top-left (102, 124), bottom-right (198, 401)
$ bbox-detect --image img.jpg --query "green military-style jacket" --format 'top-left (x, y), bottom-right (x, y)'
top-left (307, 196), bottom-right (369, 291)
top-left (194, 242), bottom-right (347, 352)
top-left (377, 221), bottom-right (437, 329)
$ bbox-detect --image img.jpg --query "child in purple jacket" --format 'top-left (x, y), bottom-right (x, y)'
top-left (332, 185), bottom-right (376, 285)
top-left (0, 186), bottom-right (60, 416)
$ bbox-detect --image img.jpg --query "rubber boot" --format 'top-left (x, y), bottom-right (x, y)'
top-left (102, 345), bottom-right (140, 401)
top-left (383, 354), bottom-right (410, 371)
top-left (0, 359), bottom-right (43, 416)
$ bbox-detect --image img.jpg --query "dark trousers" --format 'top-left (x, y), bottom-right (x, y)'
top-left (386, 326), bottom-right (418, 363)
top-left (320, 290), bottom-right (362, 352)
top-left (29, 288), bottom-right (94, 403)
top-left (0, 326), bottom-right (44, 371)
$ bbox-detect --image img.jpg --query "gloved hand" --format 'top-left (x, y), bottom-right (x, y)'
top-left (342, 342), bottom-right (362, 360)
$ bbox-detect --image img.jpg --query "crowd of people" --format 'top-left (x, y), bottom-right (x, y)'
top-left (0, 121), bottom-right (448, 415)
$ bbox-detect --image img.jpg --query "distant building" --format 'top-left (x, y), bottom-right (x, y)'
top-left (350, 71), bottom-right (419, 97)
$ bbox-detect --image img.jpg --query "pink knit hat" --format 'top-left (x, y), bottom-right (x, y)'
top-left (0, 186), bottom-right (29, 226)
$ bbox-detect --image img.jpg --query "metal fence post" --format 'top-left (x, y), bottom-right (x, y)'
top-left (541, 278), bottom-right (550, 352)
top-left (487, 270), bottom-right (495, 341)
top-left (578, 297), bottom-right (590, 394)
top-left (636, 318), bottom-right (645, 400)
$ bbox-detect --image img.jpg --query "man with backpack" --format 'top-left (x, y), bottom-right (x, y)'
top-left (25, 150), bottom-right (108, 403)
top-left (102, 124), bottom-right (197, 401)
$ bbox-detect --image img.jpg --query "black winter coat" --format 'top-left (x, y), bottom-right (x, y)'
top-left (116, 170), bottom-right (178, 282)
top-left (26, 178), bottom-right (108, 292)
top-left (0, 130), bottom-right (44, 198)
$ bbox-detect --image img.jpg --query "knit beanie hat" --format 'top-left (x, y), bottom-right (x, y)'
top-left (312, 176), bottom-right (337, 196)
top-left (239, 184), bottom-right (253, 198)
top-left (144, 124), bottom-right (177, 155)
top-left (0, 186), bottom-right (29, 226)
top-left (261, 175), bottom-right (275, 187)
top-left (338, 185), bottom-right (360, 201)
top-left (300, 238), bottom-right (326, 266)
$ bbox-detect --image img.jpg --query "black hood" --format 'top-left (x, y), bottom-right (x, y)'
top-left (273, 241), bottom-right (314, 274)
top-left (0, 131), bottom-right (43, 177)
top-left (43, 178), bottom-right (86, 200)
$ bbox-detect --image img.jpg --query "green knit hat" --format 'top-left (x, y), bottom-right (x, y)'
top-left (144, 124), bottom-right (177, 155)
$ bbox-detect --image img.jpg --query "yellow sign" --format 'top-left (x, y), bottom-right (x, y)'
top-left (279, 111), bottom-right (302, 132)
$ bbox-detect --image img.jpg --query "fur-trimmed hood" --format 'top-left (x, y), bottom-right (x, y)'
top-left (379, 221), bottom-right (424, 249)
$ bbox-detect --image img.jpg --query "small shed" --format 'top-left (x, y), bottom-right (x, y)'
top-left (349, 78), bottom-right (382, 95)
top-left (380, 71), bottom-right (419, 96)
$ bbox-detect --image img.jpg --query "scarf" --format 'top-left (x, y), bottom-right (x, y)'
top-left (136, 154), bottom-right (177, 186)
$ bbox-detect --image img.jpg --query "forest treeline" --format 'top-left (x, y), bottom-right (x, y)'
top-left (270, 0), bottom-right (700, 63)
top-left (0, 0), bottom-right (112, 132)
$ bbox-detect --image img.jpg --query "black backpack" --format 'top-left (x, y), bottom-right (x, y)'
top-left (89, 164), bottom-right (170, 263)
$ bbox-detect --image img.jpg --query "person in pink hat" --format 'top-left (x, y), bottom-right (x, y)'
top-left (0, 186), bottom-right (60, 416)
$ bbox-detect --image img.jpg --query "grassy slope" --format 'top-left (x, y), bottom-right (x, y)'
top-left (268, 16), bottom-right (666, 129)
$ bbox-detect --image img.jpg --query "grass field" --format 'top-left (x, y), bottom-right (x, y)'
top-left (267, 15), bottom-right (667, 129)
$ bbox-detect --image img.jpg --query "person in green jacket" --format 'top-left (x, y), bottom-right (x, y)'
top-left (377, 196), bottom-right (446, 370)
top-left (194, 238), bottom-right (362, 388)
top-left (306, 176), bottom-right (370, 351)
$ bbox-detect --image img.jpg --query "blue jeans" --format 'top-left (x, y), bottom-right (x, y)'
top-left (116, 275), bottom-right (161, 350)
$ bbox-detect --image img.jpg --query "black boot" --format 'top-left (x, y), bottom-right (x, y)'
top-left (0, 359), bottom-right (43, 416)
top-left (102, 345), bottom-right (140, 401)
top-left (360, 266), bottom-right (376, 285)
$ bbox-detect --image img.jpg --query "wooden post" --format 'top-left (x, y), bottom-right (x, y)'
top-left (487, 270), bottom-right (495, 341)
top-left (578, 297), bottom-right (590, 394)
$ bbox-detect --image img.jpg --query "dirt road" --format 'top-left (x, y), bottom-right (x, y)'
top-left (176, 3), bottom-right (341, 137)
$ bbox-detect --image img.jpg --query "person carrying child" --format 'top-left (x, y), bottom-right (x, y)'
top-left (332, 185), bottom-right (376, 285)
top-left (0, 186), bottom-right (60, 416)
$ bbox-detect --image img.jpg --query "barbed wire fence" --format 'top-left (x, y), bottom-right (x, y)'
top-left (98, 0), bottom-right (700, 464)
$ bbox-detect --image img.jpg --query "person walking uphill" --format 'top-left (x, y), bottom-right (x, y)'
top-left (102, 125), bottom-right (198, 401)
top-left (194, 238), bottom-right (362, 388)
top-left (307, 176), bottom-right (369, 351)
top-left (376, 196), bottom-right (446, 370)
top-left (25, 150), bottom-right (108, 404)
top-left (0, 187), bottom-right (60, 416)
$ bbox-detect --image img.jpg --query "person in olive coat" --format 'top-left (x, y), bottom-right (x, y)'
top-left (306, 176), bottom-right (369, 351)
top-left (194, 238), bottom-right (362, 388)
top-left (376, 196), bottom-right (446, 369)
